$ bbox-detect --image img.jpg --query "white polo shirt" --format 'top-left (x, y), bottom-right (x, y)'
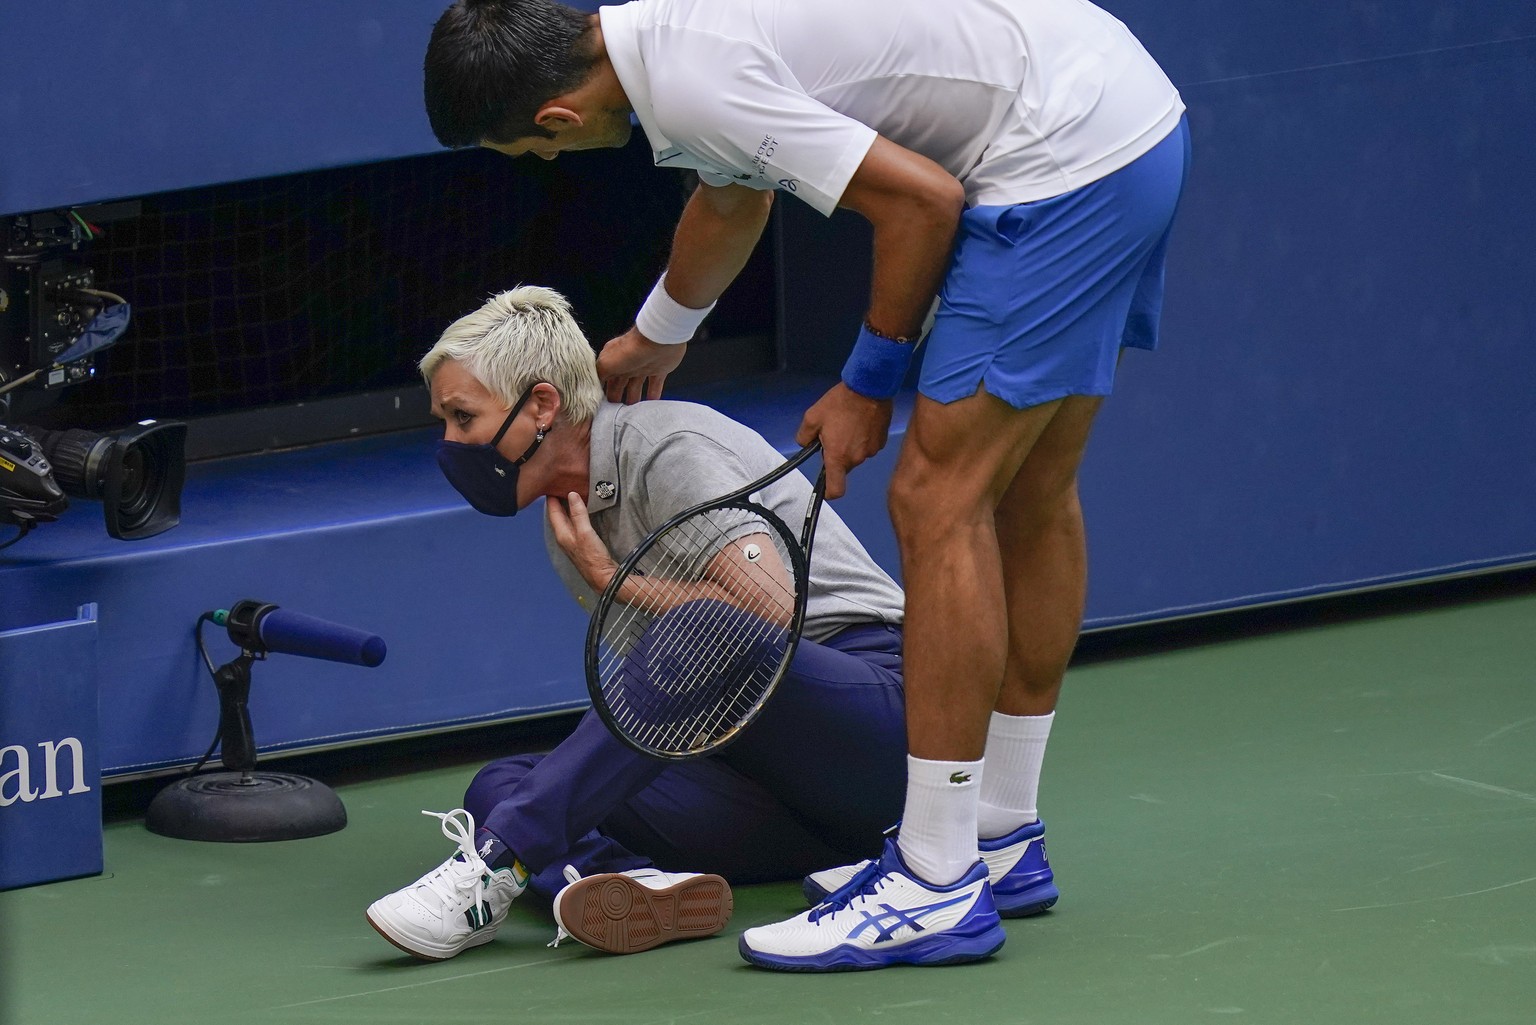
top-left (599, 0), bottom-right (1185, 215)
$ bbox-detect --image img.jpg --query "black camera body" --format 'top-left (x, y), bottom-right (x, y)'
top-left (1, 211), bottom-right (108, 390)
top-left (1, 205), bottom-right (187, 547)
top-left (0, 426), bottom-right (67, 525)
top-left (0, 421), bottom-right (187, 540)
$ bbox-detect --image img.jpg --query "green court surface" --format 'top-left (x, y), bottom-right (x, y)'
top-left (4, 580), bottom-right (1535, 1025)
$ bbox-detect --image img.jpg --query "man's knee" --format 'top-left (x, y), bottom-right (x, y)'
top-left (888, 431), bottom-right (1010, 548)
top-left (888, 458), bottom-right (969, 547)
top-left (463, 754), bottom-right (542, 821)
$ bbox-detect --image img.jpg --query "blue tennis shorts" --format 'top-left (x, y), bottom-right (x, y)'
top-left (920, 116), bottom-right (1191, 409)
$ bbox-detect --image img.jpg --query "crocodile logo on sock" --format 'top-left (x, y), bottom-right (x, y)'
top-left (949, 771), bottom-right (972, 785)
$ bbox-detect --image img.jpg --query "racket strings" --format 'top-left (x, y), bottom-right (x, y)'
top-left (605, 529), bottom-right (789, 738)
top-left (601, 511), bottom-right (795, 649)
top-left (594, 506), bottom-right (800, 754)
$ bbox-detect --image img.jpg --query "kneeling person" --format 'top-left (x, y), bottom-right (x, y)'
top-left (366, 287), bottom-right (907, 958)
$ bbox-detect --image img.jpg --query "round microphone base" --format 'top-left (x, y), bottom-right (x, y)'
top-left (146, 771), bottom-right (347, 842)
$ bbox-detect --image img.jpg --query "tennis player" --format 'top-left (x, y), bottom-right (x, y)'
top-left (423, 0), bottom-right (1188, 971)
top-left (365, 285), bottom-right (933, 959)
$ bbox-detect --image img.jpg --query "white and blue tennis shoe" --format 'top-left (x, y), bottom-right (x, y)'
top-left (739, 838), bottom-right (1005, 971)
top-left (802, 819), bottom-right (1058, 918)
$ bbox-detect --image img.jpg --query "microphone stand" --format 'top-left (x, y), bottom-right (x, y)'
top-left (145, 618), bottom-right (349, 843)
top-left (214, 651), bottom-right (258, 779)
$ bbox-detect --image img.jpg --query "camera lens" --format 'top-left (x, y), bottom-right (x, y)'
top-left (116, 444), bottom-right (150, 519)
top-left (26, 427), bottom-right (112, 500)
top-left (25, 421), bottom-right (186, 539)
top-left (101, 421), bottom-right (187, 539)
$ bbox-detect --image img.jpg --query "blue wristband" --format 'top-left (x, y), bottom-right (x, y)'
top-left (841, 324), bottom-right (916, 400)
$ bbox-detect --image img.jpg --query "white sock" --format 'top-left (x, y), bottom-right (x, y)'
top-left (976, 711), bottom-right (1054, 840)
top-left (896, 755), bottom-right (983, 886)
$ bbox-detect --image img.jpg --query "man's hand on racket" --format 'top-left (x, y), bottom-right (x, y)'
top-left (796, 382), bottom-right (893, 500)
top-left (597, 329), bottom-right (687, 404)
top-left (547, 491), bottom-right (620, 593)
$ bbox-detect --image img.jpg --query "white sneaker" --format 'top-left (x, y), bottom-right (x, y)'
top-left (740, 838), bottom-right (1004, 972)
top-left (552, 866), bottom-right (733, 954)
top-left (802, 860), bottom-right (872, 906)
top-left (805, 819), bottom-right (1058, 918)
top-left (366, 809), bottom-right (528, 960)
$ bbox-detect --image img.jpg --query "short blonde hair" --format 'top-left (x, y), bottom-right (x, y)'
top-left (419, 285), bottom-right (602, 424)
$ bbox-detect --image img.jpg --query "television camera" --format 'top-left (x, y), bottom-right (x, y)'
top-left (1, 205), bottom-right (186, 550)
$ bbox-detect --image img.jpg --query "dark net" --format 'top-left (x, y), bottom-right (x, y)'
top-left (27, 137), bottom-right (774, 432)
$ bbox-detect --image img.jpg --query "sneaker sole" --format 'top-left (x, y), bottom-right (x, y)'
top-left (556, 874), bottom-right (733, 954)
top-left (365, 905), bottom-right (497, 961)
top-left (996, 880), bottom-right (1059, 918)
top-left (739, 920), bottom-right (1006, 972)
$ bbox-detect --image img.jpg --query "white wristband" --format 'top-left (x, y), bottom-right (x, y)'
top-left (634, 273), bottom-right (715, 345)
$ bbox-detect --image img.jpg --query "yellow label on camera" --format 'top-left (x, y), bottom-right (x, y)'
top-left (0, 457), bottom-right (14, 472)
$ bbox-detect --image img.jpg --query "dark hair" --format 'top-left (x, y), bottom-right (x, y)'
top-left (424, 0), bottom-right (597, 148)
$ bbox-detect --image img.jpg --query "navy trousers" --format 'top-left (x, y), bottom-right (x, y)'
top-left (463, 623), bottom-right (905, 901)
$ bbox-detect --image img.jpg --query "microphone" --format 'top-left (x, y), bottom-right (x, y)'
top-left (213, 599), bottom-right (387, 668)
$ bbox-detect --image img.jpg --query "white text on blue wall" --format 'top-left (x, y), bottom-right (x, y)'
top-left (0, 739), bottom-right (92, 805)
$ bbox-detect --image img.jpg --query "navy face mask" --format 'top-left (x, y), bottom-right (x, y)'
top-left (435, 384), bottom-right (548, 517)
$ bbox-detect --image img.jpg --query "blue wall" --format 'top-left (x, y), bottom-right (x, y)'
top-left (0, 605), bottom-right (101, 888)
top-left (775, 1), bottom-right (1536, 623)
top-left (1091, 2), bottom-right (1536, 621)
top-left (0, 0), bottom-right (604, 216)
top-left (5, 3), bottom-right (1532, 215)
top-left (1, 2), bottom-right (434, 215)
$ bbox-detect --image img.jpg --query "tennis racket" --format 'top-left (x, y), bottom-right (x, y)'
top-left (585, 441), bottom-right (827, 759)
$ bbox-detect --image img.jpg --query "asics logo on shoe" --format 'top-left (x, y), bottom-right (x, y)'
top-left (848, 894), bottom-right (972, 943)
top-left (948, 772), bottom-right (972, 784)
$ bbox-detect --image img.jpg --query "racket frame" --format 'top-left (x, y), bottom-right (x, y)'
top-left (584, 442), bottom-right (826, 760)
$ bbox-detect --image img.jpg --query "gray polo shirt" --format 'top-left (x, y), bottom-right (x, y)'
top-left (544, 400), bottom-right (904, 642)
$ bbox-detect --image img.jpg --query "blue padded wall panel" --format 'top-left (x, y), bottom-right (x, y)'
top-left (1109, 1), bottom-right (1536, 85)
top-left (0, 0), bottom-right (605, 216)
top-left (0, 605), bottom-right (102, 889)
top-left (1076, 36), bottom-right (1536, 626)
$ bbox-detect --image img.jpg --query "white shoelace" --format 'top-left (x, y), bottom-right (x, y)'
top-left (416, 809), bottom-right (487, 914)
top-left (547, 865), bottom-right (585, 948)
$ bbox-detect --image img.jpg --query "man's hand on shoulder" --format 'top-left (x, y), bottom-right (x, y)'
top-left (797, 382), bottom-right (893, 500)
top-left (597, 329), bottom-right (687, 404)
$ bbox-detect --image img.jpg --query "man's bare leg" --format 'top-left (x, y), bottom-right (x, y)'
top-left (889, 388), bottom-right (1068, 759)
top-left (994, 394), bottom-right (1104, 717)
top-left (886, 386), bottom-right (1067, 883)
top-left (975, 395), bottom-right (1103, 840)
